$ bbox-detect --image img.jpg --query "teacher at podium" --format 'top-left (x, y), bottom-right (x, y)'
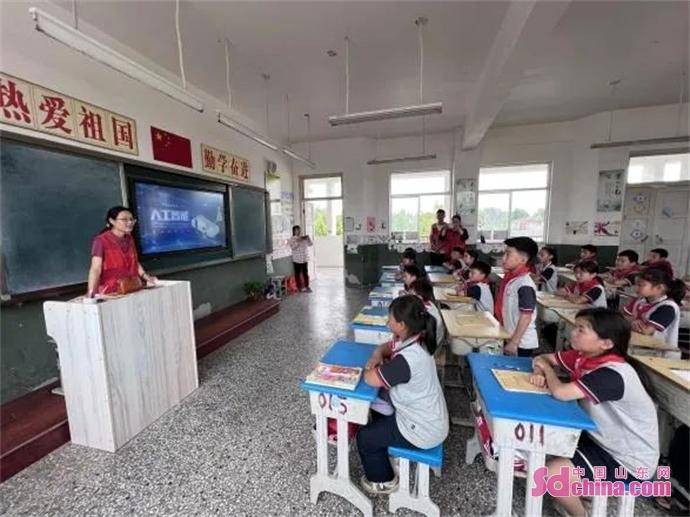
top-left (86, 206), bottom-right (156, 297)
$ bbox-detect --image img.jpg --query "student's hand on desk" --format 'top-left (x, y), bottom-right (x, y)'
top-left (630, 320), bottom-right (645, 333)
top-left (504, 341), bottom-right (518, 356)
top-left (532, 356), bottom-right (550, 372)
top-left (529, 373), bottom-right (546, 388)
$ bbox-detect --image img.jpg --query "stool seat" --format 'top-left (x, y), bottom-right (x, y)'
top-left (388, 444), bottom-right (443, 468)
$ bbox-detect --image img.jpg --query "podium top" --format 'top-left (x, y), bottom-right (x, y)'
top-left (64, 280), bottom-right (187, 305)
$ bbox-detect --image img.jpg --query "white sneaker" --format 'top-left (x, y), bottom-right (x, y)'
top-left (360, 475), bottom-right (399, 495)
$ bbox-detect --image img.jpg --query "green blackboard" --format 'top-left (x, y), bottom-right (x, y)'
top-left (1, 139), bottom-right (123, 294)
top-left (230, 186), bottom-right (267, 257)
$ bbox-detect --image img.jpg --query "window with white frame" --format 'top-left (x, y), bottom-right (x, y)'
top-left (477, 163), bottom-right (550, 242)
top-left (390, 170), bottom-right (451, 242)
top-left (627, 152), bottom-right (690, 184)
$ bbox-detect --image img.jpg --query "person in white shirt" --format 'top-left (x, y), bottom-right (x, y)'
top-left (288, 225), bottom-right (313, 293)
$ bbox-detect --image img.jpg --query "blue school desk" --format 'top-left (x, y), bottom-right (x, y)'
top-left (351, 305), bottom-right (393, 344)
top-left (424, 265), bottom-right (447, 274)
top-left (379, 271), bottom-right (399, 284)
top-left (466, 353), bottom-right (595, 517)
top-left (300, 340), bottom-right (379, 517)
top-left (368, 285), bottom-right (399, 307)
top-left (381, 265), bottom-right (399, 272)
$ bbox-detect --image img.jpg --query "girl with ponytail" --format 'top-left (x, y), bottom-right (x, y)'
top-left (622, 268), bottom-right (686, 356)
top-left (356, 295), bottom-right (448, 495)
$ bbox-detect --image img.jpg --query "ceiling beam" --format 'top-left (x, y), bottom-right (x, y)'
top-left (462, 0), bottom-right (571, 150)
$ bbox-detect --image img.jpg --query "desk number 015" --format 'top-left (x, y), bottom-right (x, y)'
top-left (318, 392), bottom-right (348, 415)
top-left (514, 422), bottom-right (544, 445)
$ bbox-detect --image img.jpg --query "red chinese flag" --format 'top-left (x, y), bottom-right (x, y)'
top-left (150, 126), bottom-right (192, 168)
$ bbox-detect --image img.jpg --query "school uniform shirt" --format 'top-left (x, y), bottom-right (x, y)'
top-left (424, 301), bottom-right (446, 348)
top-left (466, 281), bottom-right (494, 313)
top-left (556, 350), bottom-right (659, 476)
top-left (496, 268), bottom-right (539, 350)
top-left (564, 279), bottom-right (607, 308)
top-left (375, 335), bottom-right (449, 449)
top-left (288, 236), bottom-right (312, 264)
top-left (623, 295), bottom-right (681, 351)
top-left (536, 263), bottom-right (558, 293)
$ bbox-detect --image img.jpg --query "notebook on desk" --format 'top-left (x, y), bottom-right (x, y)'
top-left (492, 369), bottom-right (550, 395)
top-left (305, 363), bottom-right (363, 390)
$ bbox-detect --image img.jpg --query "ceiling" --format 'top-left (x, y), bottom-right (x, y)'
top-left (44, 0), bottom-right (690, 143)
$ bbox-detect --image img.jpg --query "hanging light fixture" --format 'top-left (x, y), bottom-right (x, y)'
top-left (367, 17), bottom-right (437, 165)
top-left (29, 5), bottom-right (205, 111)
top-left (282, 94), bottom-right (315, 168)
top-left (217, 67), bottom-right (279, 151)
top-left (328, 18), bottom-right (442, 126)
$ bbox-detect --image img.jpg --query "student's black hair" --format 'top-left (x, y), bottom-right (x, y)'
top-left (470, 260), bottom-right (491, 278)
top-left (436, 209), bottom-right (446, 216)
top-left (574, 260), bottom-right (599, 276)
top-left (617, 249), bottom-right (639, 264)
top-left (541, 246), bottom-right (558, 266)
top-left (389, 295), bottom-right (437, 355)
top-left (650, 248), bottom-right (669, 259)
top-left (639, 268), bottom-right (687, 304)
top-left (451, 246), bottom-right (463, 254)
top-left (581, 244), bottom-right (598, 255)
top-left (100, 206), bottom-right (132, 234)
top-left (292, 225), bottom-right (301, 236)
top-left (401, 249), bottom-right (417, 261)
top-left (575, 308), bottom-right (630, 358)
top-left (402, 264), bottom-right (423, 280)
top-left (451, 214), bottom-right (462, 223)
top-left (409, 278), bottom-right (435, 303)
top-left (504, 237), bottom-right (538, 262)
top-left (464, 249), bottom-right (479, 261)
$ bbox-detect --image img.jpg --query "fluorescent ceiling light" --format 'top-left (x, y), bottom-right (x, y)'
top-left (329, 102), bottom-right (442, 126)
top-left (29, 7), bottom-right (204, 112)
top-left (367, 154), bottom-right (436, 165)
top-left (218, 112), bottom-right (279, 151)
top-left (283, 147), bottom-right (316, 169)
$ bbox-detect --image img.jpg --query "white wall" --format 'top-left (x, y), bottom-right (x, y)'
top-left (293, 102), bottom-right (689, 248)
top-left (0, 1), bottom-right (293, 191)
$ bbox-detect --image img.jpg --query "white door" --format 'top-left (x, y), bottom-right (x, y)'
top-left (301, 175), bottom-right (344, 271)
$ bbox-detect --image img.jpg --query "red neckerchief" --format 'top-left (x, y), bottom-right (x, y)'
top-left (494, 265), bottom-right (531, 324)
top-left (573, 277), bottom-right (601, 296)
top-left (612, 264), bottom-right (640, 281)
top-left (634, 295), bottom-right (668, 320)
top-left (390, 333), bottom-right (423, 356)
top-left (571, 351), bottom-right (625, 381)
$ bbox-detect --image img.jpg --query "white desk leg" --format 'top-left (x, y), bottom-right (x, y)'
top-left (310, 414), bottom-right (329, 503)
top-left (525, 449), bottom-right (546, 517)
top-left (495, 446), bottom-right (516, 517)
top-left (337, 418), bottom-right (374, 517)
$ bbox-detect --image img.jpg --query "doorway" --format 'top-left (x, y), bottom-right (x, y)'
top-left (301, 175), bottom-right (344, 273)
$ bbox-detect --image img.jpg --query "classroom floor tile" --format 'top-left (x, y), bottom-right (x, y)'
top-left (0, 268), bottom-right (664, 516)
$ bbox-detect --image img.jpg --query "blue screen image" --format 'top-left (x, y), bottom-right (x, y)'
top-left (134, 182), bottom-right (227, 254)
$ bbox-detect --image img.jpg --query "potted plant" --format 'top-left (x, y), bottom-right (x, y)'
top-left (243, 281), bottom-right (265, 302)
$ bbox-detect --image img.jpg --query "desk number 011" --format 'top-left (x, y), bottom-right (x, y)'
top-left (514, 422), bottom-right (544, 445)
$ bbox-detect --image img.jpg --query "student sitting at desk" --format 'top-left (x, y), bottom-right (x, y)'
top-left (395, 248), bottom-right (419, 280)
top-left (400, 264), bottom-right (424, 295)
top-left (622, 268), bottom-right (686, 355)
top-left (606, 249), bottom-right (641, 288)
top-left (455, 260), bottom-right (494, 313)
top-left (409, 279), bottom-right (446, 349)
top-left (453, 249), bottom-right (478, 283)
top-left (642, 248), bottom-right (675, 279)
top-left (566, 244), bottom-right (598, 269)
top-left (556, 260), bottom-right (607, 308)
top-left (529, 308), bottom-right (659, 517)
top-left (443, 246), bottom-right (464, 273)
top-left (495, 237), bottom-right (539, 357)
top-left (534, 246), bottom-right (558, 294)
top-left (357, 295), bottom-right (449, 495)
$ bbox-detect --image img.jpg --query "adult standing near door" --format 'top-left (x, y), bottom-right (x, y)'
top-left (429, 209), bottom-right (450, 266)
top-left (446, 214), bottom-right (469, 255)
top-left (289, 225), bottom-right (313, 293)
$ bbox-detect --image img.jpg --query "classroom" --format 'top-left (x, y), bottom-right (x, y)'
top-left (1, 1), bottom-right (689, 516)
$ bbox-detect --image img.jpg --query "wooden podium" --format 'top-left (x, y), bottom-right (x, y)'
top-left (43, 280), bottom-right (199, 452)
